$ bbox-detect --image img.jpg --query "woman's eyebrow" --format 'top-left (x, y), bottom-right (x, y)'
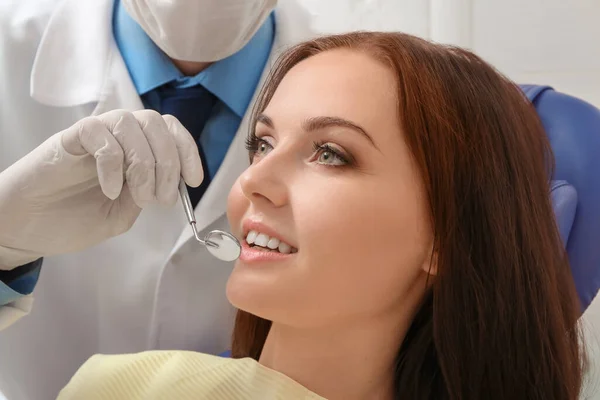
top-left (256, 113), bottom-right (274, 128)
top-left (256, 113), bottom-right (380, 151)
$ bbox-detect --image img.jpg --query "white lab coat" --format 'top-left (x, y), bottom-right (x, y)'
top-left (0, 0), bottom-right (319, 398)
top-left (1, 0), bottom-right (599, 399)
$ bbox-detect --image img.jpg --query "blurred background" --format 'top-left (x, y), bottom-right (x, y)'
top-left (287, 0), bottom-right (600, 108)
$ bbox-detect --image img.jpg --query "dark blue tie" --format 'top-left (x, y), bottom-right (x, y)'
top-left (147, 85), bottom-right (217, 208)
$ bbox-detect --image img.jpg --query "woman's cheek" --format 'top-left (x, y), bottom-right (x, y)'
top-left (226, 180), bottom-right (247, 227)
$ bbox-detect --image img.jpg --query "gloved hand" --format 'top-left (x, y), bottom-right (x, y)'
top-left (0, 109), bottom-right (203, 269)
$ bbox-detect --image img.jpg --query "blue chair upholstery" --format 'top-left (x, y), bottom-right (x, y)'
top-left (520, 85), bottom-right (600, 313)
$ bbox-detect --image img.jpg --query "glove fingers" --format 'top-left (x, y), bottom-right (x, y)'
top-left (63, 117), bottom-right (125, 200)
top-left (133, 110), bottom-right (180, 207)
top-left (99, 110), bottom-right (157, 208)
top-left (163, 114), bottom-right (204, 188)
top-left (108, 184), bottom-right (142, 237)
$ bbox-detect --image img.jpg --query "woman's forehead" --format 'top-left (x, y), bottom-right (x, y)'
top-left (263, 50), bottom-right (400, 138)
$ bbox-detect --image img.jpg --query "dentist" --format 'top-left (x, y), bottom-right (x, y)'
top-left (0, 0), bottom-right (316, 398)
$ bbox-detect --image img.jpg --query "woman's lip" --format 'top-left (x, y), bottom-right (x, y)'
top-left (239, 241), bottom-right (296, 263)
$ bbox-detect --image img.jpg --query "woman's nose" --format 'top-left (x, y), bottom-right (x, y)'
top-left (239, 152), bottom-right (289, 208)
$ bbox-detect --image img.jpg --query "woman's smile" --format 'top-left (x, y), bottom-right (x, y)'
top-left (239, 219), bottom-right (298, 264)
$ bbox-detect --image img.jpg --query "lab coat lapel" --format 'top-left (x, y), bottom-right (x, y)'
top-left (30, 0), bottom-right (143, 113)
top-left (30, 0), bottom-right (105, 106)
top-left (90, 44), bottom-right (145, 115)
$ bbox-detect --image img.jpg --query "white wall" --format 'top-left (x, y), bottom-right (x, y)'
top-left (295, 0), bottom-right (600, 107)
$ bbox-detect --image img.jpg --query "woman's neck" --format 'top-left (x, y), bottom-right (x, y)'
top-left (258, 312), bottom-right (413, 400)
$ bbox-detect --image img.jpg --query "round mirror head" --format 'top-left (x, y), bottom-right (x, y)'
top-left (204, 230), bottom-right (241, 262)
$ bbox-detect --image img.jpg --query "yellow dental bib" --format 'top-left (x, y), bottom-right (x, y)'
top-left (57, 351), bottom-right (326, 400)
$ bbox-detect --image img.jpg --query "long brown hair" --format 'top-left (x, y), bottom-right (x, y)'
top-left (231, 32), bottom-right (585, 399)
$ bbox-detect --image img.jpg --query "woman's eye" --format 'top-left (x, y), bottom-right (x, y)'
top-left (257, 140), bottom-right (272, 156)
top-left (317, 150), bottom-right (343, 165)
top-left (246, 134), bottom-right (353, 168)
top-left (314, 143), bottom-right (349, 167)
top-left (245, 133), bottom-right (274, 162)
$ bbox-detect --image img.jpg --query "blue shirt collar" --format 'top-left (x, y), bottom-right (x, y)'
top-left (113, 0), bottom-right (274, 117)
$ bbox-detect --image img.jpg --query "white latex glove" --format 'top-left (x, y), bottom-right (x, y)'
top-left (0, 109), bottom-right (203, 269)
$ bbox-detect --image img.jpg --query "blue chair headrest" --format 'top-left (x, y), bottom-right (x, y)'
top-left (520, 85), bottom-right (600, 312)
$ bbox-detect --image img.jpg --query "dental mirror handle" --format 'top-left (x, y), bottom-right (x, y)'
top-left (179, 178), bottom-right (197, 224)
top-left (178, 178), bottom-right (242, 261)
top-left (178, 178), bottom-right (217, 248)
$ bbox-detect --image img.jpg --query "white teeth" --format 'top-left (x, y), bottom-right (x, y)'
top-left (278, 242), bottom-right (291, 254)
top-left (244, 229), bottom-right (297, 253)
top-left (246, 231), bottom-right (258, 244)
top-left (254, 233), bottom-right (269, 247)
top-left (267, 237), bottom-right (280, 249)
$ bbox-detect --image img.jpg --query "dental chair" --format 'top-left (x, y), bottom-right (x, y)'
top-left (521, 85), bottom-right (600, 313)
top-left (523, 85), bottom-right (600, 400)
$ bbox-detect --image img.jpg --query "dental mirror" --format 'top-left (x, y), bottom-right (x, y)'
top-left (178, 179), bottom-right (242, 262)
top-left (203, 230), bottom-right (242, 262)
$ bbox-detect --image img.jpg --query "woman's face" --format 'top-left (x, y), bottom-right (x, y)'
top-left (227, 49), bottom-right (434, 328)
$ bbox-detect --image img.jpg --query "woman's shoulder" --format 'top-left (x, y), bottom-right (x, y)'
top-left (57, 351), bottom-right (325, 400)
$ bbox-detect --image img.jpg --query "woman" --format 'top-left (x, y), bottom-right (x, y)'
top-left (58, 31), bottom-right (585, 400)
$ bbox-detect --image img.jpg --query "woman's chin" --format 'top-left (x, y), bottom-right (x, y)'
top-left (225, 266), bottom-right (276, 316)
